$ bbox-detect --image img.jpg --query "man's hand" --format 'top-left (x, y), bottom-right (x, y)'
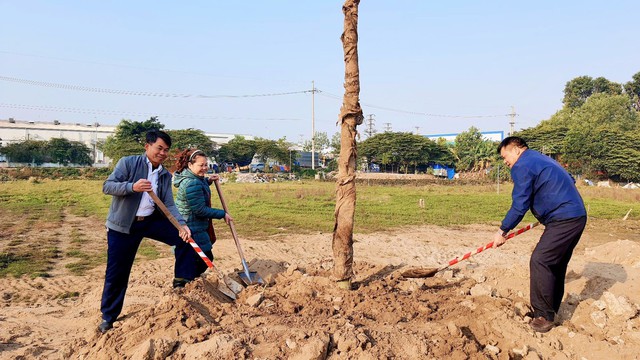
top-left (493, 230), bottom-right (508, 247)
top-left (133, 179), bottom-right (152, 192)
top-left (179, 225), bottom-right (192, 242)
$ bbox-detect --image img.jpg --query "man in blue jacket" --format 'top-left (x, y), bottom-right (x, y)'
top-left (493, 136), bottom-right (587, 333)
top-left (98, 130), bottom-right (192, 334)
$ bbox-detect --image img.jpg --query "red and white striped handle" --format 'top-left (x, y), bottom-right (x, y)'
top-left (187, 238), bottom-right (214, 268)
top-left (446, 222), bottom-right (540, 267)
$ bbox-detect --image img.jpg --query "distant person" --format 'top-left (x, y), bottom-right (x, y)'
top-left (172, 149), bottom-right (233, 283)
top-left (99, 130), bottom-right (192, 334)
top-left (493, 136), bottom-right (587, 333)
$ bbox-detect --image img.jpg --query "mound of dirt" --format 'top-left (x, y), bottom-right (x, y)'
top-left (2, 220), bottom-right (640, 359)
top-left (71, 256), bottom-right (640, 359)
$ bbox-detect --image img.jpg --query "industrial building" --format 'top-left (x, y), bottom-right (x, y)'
top-left (0, 118), bottom-right (253, 166)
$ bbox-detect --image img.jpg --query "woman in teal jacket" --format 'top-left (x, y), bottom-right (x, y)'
top-left (172, 149), bottom-right (232, 286)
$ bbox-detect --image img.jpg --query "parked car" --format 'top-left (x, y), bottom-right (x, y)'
top-left (250, 163), bottom-right (265, 172)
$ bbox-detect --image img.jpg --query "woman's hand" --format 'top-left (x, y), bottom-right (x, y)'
top-left (207, 174), bottom-right (220, 184)
top-left (223, 213), bottom-right (234, 225)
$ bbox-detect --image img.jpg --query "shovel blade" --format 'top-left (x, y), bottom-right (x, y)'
top-left (401, 267), bottom-right (439, 278)
top-left (238, 271), bottom-right (264, 286)
top-left (217, 283), bottom-right (238, 300)
top-left (222, 276), bottom-right (245, 298)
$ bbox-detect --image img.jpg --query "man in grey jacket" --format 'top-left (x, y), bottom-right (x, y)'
top-left (98, 130), bottom-right (192, 334)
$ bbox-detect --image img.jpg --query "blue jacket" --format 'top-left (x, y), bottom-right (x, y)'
top-left (103, 154), bottom-right (186, 234)
top-left (173, 169), bottom-right (225, 251)
top-left (501, 149), bottom-right (586, 232)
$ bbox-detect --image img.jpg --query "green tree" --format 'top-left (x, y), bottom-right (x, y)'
top-left (359, 132), bottom-right (447, 173)
top-left (48, 138), bottom-right (72, 165)
top-left (0, 140), bottom-right (47, 164)
top-left (563, 76), bottom-right (595, 109)
top-left (101, 117), bottom-right (164, 164)
top-left (253, 137), bottom-right (293, 170)
top-left (330, 132), bottom-right (341, 157)
top-left (67, 141), bottom-right (93, 165)
top-left (563, 75), bottom-right (623, 109)
top-left (624, 71), bottom-right (640, 110)
top-left (303, 131), bottom-right (330, 153)
top-left (166, 128), bottom-right (215, 154)
top-left (563, 93), bottom-right (640, 177)
top-left (593, 77), bottom-right (622, 96)
top-left (453, 127), bottom-right (496, 172)
top-left (47, 138), bottom-right (91, 166)
top-left (217, 136), bottom-right (256, 166)
top-left (516, 112), bottom-right (570, 157)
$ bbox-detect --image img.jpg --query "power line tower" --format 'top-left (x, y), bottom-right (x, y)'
top-left (364, 114), bottom-right (377, 138)
top-left (383, 122), bottom-right (392, 132)
top-left (414, 126), bottom-right (420, 135)
top-left (509, 106), bottom-right (517, 136)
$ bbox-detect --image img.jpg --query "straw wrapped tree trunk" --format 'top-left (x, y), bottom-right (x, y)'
top-left (333, 0), bottom-right (363, 284)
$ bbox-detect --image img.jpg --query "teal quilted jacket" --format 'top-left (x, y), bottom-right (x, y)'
top-left (173, 169), bottom-right (225, 251)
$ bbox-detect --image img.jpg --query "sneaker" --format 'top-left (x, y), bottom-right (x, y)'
top-left (98, 320), bottom-right (113, 334)
top-left (530, 316), bottom-right (554, 333)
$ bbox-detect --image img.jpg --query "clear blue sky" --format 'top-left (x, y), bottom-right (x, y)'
top-left (1, 1), bottom-right (638, 143)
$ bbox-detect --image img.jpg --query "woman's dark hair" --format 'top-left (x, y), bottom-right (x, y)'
top-left (145, 130), bottom-right (172, 147)
top-left (497, 136), bottom-right (528, 154)
top-left (172, 148), bottom-right (207, 173)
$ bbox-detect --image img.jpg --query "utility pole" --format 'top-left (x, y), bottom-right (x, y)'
top-left (364, 114), bottom-right (376, 138)
top-left (509, 106), bottom-right (516, 136)
top-left (311, 80), bottom-right (316, 170)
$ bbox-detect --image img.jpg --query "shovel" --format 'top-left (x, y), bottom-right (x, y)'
top-left (212, 179), bottom-right (264, 286)
top-left (402, 222), bottom-right (540, 278)
top-left (146, 191), bottom-right (244, 300)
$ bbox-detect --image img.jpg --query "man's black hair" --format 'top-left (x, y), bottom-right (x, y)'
top-left (146, 130), bottom-right (172, 148)
top-left (497, 136), bottom-right (528, 154)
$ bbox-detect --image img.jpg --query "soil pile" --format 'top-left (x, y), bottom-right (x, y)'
top-left (2, 220), bottom-right (640, 359)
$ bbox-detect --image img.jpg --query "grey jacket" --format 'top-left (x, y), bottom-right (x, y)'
top-left (103, 154), bottom-right (186, 234)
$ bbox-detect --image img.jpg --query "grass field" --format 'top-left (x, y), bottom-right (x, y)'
top-left (1, 179), bottom-right (637, 277)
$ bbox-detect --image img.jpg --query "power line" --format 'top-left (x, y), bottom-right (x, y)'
top-left (2, 73), bottom-right (517, 120)
top-left (316, 90), bottom-right (511, 119)
top-left (0, 75), bottom-right (313, 99)
top-left (0, 103), bottom-right (302, 121)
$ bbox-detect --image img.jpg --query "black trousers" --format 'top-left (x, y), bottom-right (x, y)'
top-left (530, 216), bottom-right (587, 321)
top-left (100, 216), bottom-right (192, 323)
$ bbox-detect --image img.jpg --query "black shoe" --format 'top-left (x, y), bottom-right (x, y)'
top-left (98, 320), bottom-right (113, 334)
top-left (173, 278), bottom-right (190, 288)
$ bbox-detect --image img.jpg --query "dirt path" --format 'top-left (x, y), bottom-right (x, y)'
top-left (1, 218), bottom-right (639, 359)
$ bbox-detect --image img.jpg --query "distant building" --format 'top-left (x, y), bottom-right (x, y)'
top-left (0, 117), bottom-right (255, 166)
top-left (206, 133), bottom-right (254, 145)
top-left (424, 130), bottom-right (504, 144)
top-left (0, 118), bottom-right (115, 165)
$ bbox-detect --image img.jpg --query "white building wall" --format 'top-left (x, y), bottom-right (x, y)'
top-left (0, 118), bottom-right (255, 166)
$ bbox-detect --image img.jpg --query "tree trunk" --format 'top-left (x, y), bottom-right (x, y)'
top-left (333, 0), bottom-right (363, 282)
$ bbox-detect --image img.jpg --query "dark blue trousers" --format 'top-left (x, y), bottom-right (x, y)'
top-left (530, 216), bottom-right (587, 321)
top-left (100, 216), bottom-right (192, 323)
